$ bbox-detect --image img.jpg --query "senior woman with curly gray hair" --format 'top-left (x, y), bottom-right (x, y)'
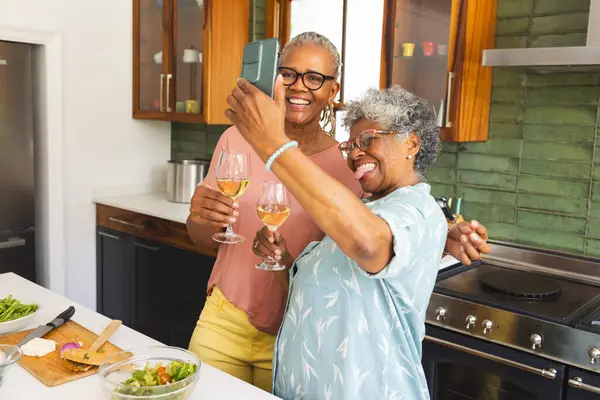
top-left (226, 81), bottom-right (446, 399)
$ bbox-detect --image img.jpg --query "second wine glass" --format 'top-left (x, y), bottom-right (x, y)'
top-left (212, 150), bottom-right (251, 244)
top-left (256, 181), bottom-right (291, 271)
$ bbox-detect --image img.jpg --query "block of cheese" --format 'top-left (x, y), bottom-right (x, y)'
top-left (21, 338), bottom-right (56, 357)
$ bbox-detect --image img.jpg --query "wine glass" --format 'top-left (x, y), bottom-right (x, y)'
top-left (255, 181), bottom-right (291, 271)
top-left (212, 150), bottom-right (251, 244)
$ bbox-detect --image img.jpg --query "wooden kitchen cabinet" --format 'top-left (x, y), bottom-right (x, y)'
top-left (96, 226), bottom-right (214, 348)
top-left (381, 0), bottom-right (497, 142)
top-left (133, 0), bottom-right (250, 124)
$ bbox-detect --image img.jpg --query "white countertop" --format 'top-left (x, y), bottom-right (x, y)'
top-left (0, 273), bottom-right (278, 400)
top-left (440, 254), bottom-right (460, 271)
top-left (93, 192), bottom-right (190, 224)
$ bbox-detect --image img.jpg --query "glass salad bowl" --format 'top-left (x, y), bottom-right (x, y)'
top-left (98, 346), bottom-right (201, 399)
top-left (0, 345), bottom-right (23, 388)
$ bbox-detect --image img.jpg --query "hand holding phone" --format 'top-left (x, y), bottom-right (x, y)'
top-left (240, 38), bottom-right (280, 98)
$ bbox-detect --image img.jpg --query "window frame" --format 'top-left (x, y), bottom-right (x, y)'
top-left (269, 0), bottom-right (349, 108)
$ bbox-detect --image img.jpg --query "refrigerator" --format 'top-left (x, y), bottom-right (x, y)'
top-left (0, 41), bottom-right (36, 282)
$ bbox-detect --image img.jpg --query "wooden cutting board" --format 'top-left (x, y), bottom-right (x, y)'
top-left (0, 320), bottom-right (122, 387)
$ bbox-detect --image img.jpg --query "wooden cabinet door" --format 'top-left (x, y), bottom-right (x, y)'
top-left (133, 0), bottom-right (249, 124)
top-left (133, 0), bottom-right (171, 119)
top-left (168, 0), bottom-right (206, 123)
top-left (381, 0), bottom-right (496, 142)
top-left (444, 0), bottom-right (496, 142)
top-left (202, 0), bottom-right (250, 124)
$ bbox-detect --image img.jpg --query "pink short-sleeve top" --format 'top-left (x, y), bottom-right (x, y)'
top-left (201, 127), bottom-right (363, 335)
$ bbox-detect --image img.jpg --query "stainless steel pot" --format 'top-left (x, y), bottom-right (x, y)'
top-left (166, 159), bottom-right (210, 203)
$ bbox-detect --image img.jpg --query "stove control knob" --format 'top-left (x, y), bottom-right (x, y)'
top-left (530, 334), bottom-right (542, 350)
top-left (465, 315), bottom-right (476, 329)
top-left (435, 307), bottom-right (447, 321)
top-left (589, 347), bottom-right (600, 364)
top-left (482, 319), bottom-right (493, 334)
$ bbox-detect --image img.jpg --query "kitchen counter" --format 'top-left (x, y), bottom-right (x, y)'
top-left (93, 192), bottom-right (189, 224)
top-left (0, 273), bottom-right (277, 400)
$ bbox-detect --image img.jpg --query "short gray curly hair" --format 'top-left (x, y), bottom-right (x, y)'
top-left (280, 32), bottom-right (342, 78)
top-left (342, 86), bottom-right (441, 180)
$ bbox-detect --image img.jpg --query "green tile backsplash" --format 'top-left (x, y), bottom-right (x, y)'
top-left (170, 0), bottom-right (266, 161)
top-left (429, 0), bottom-right (600, 257)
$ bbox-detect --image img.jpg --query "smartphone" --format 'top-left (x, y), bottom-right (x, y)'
top-left (241, 38), bottom-right (280, 98)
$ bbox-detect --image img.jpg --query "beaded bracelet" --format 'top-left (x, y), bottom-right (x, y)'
top-left (265, 140), bottom-right (299, 171)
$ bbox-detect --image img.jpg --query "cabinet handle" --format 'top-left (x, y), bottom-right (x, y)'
top-left (166, 74), bottom-right (172, 112)
top-left (436, 99), bottom-right (445, 128)
top-left (160, 73), bottom-right (165, 112)
top-left (569, 377), bottom-right (600, 394)
top-left (0, 237), bottom-right (26, 250)
top-left (425, 335), bottom-right (557, 380)
top-left (98, 231), bottom-right (120, 240)
top-left (444, 71), bottom-right (454, 128)
top-left (133, 241), bottom-right (162, 251)
top-left (109, 217), bottom-right (145, 230)
top-left (202, 0), bottom-right (209, 29)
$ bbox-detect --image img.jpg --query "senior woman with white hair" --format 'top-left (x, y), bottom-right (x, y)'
top-left (226, 81), bottom-right (446, 399)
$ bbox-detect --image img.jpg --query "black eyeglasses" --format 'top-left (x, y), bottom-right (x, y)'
top-left (278, 67), bottom-right (336, 91)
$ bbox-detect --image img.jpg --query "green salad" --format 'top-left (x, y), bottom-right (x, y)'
top-left (115, 361), bottom-right (198, 398)
top-left (0, 295), bottom-right (38, 322)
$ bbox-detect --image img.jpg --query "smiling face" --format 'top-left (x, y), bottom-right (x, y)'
top-left (279, 44), bottom-right (340, 127)
top-left (347, 118), bottom-right (421, 198)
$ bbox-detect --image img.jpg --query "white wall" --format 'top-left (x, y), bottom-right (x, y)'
top-left (0, 0), bottom-right (171, 309)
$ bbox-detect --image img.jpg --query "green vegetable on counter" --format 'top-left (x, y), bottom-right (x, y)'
top-left (0, 295), bottom-right (38, 322)
top-left (115, 361), bottom-right (198, 398)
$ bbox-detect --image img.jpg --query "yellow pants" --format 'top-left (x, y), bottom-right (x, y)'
top-left (188, 287), bottom-right (276, 392)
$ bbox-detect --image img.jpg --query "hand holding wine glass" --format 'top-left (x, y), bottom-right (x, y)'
top-left (252, 226), bottom-right (291, 265)
top-left (212, 150), bottom-right (251, 244)
top-left (255, 181), bottom-right (291, 271)
top-left (189, 183), bottom-right (238, 228)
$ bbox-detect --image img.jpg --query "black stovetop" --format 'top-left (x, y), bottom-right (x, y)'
top-left (435, 262), bottom-right (600, 325)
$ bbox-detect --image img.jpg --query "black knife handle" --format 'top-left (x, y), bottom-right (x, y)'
top-left (46, 306), bottom-right (76, 328)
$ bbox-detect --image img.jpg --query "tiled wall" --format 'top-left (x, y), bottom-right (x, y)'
top-left (428, 0), bottom-right (600, 256)
top-left (170, 0), bottom-right (266, 160)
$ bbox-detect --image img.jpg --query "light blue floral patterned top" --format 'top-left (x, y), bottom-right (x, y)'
top-left (272, 183), bottom-right (446, 400)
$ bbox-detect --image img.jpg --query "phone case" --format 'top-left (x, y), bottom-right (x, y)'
top-left (241, 38), bottom-right (280, 98)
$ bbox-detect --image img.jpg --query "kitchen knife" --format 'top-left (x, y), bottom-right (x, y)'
top-left (15, 306), bottom-right (75, 348)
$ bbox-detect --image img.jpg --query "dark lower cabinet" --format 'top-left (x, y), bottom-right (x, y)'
top-left (132, 239), bottom-right (171, 344)
top-left (97, 229), bottom-right (134, 326)
top-left (97, 227), bottom-right (214, 349)
top-left (168, 246), bottom-right (214, 348)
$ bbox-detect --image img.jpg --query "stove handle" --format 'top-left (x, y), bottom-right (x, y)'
top-left (569, 377), bottom-right (600, 394)
top-left (425, 335), bottom-right (557, 380)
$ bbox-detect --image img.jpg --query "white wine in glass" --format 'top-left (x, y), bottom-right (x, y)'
top-left (212, 150), bottom-right (251, 244)
top-left (256, 181), bottom-right (291, 271)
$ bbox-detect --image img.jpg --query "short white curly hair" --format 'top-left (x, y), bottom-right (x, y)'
top-left (343, 86), bottom-right (441, 180)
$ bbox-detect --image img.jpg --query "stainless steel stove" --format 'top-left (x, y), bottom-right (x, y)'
top-left (423, 241), bottom-right (600, 399)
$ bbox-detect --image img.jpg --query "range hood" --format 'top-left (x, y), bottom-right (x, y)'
top-left (483, 0), bottom-right (600, 73)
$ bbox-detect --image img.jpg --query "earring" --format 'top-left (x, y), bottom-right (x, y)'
top-left (320, 103), bottom-right (336, 138)
top-left (407, 154), bottom-right (413, 159)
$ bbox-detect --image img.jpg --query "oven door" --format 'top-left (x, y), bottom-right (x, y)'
top-left (566, 367), bottom-right (600, 399)
top-left (423, 325), bottom-right (565, 400)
